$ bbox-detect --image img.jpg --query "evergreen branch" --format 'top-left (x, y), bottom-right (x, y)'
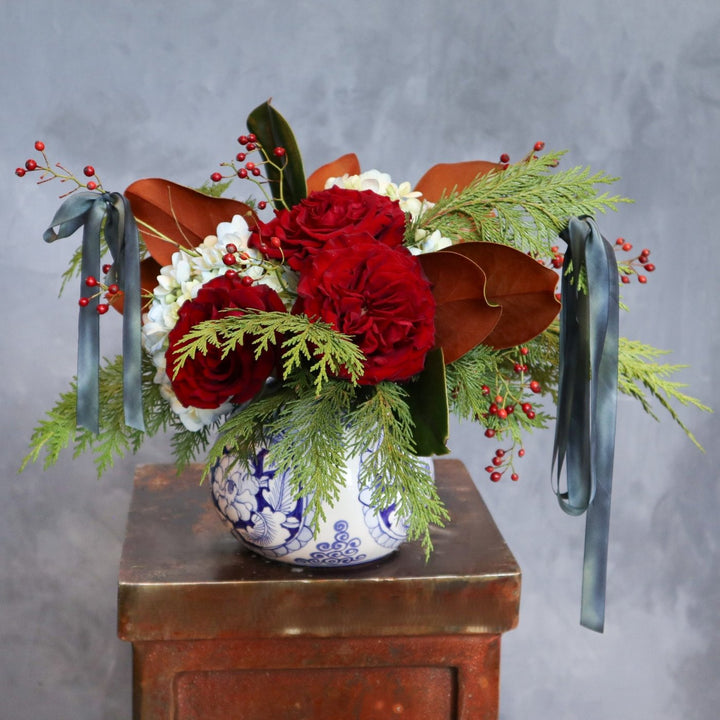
top-left (416, 151), bottom-right (631, 257)
top-left (618, 338), bottom-right (712, 451)
top-left (349, 382), bottom-right (450, 557)
top-left (171, 310), bottom-right (366, 391)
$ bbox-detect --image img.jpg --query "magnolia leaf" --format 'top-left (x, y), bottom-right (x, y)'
top-left (405, 348), bottom-right (450, 456)
top-left (125, 179), bottom-right (256, 266)
top-left (246, 100), bottom-right (307, 209)
top-left (418, 251), bottom-right (501, 364)
top-left (306, 153), bottom-right (361, 194)
top-left (414, 160), bottom-right (503, 203)
top-left (107, 256), bottom-right (162, 315)
top-left (444, 242), bottom-right (560, 348)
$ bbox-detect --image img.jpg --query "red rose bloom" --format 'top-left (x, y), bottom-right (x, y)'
top-left (249, 186), bottom-right (406, 271)
top-left (166, 274), bottom-right (287, 409)
top-left (293, 233), bottom-right (436, 384)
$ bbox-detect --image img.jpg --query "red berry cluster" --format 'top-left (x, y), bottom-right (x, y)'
top-left (484, 446), bottom-right (525, 483)
top-left (210, 132), bottom-right (287, 210)
top-left (615, 238), bottom-right (655, 284)
top-left (14, 141), bottom-right (102, 196)
top-left (80, 264), bottom-right (119, 314)
top-left (549, 244), bottom-right (564, 269)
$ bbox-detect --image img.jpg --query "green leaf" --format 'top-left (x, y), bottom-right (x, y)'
top-left (404, 348), bottom-right (450, 456)
top-left (246, 100), bottom-right (307, 209)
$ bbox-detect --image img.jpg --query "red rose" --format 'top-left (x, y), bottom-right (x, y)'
top-left (249, 186), bottom-right (406, 271)
top-left (166, 274), bottom-right (287, 409)
top-left (293, 234), bottom-right (436, 384)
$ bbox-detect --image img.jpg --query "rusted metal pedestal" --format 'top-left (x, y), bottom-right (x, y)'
top-left (118, 459), bottom-right (520, 720)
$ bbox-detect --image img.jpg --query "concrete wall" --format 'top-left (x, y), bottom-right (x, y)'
top-left (1, 1), bottom-right (718, 718)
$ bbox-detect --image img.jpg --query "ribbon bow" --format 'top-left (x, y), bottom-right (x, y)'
top-left (553, 216), bottom-right (619, 632)
top-left (44, 191), bottom-right (145, 434)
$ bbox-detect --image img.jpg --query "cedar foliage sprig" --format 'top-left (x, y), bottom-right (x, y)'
top-left (617, 338), bottom-right (711, 451)
top-left (170, 310), bottom-right (366, 393)
top-left (415, 151), bottom-right (631, 255)
top-left (348, 382), bottom-right (450, 557)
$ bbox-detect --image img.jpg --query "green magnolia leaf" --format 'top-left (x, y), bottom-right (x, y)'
top-left (405, 348), bottom-right (450, 456)
top-left (246, 100), bottom-right (307, 209)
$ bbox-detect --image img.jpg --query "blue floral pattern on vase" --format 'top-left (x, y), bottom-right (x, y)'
top-left (210, 440), bottom-right (434, 567)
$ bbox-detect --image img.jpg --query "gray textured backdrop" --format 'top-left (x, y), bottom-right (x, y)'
top-left (1, 1), bottom-right (718, 718)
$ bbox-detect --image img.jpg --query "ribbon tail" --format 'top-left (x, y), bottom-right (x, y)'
top-left (76, 203), bottom-right (105, 434)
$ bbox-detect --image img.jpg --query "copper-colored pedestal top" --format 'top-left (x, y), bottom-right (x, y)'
top-left (117, 458), bottom-right (520, 642)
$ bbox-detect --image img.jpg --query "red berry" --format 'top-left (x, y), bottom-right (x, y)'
top-left (513, 362), bottom-right (523, 373)
top-left (273, 146), bottom-right (286, 157)
top-left (644, 263), bottom-right (655, 272)
top-left (499, 153), bottom-right (510, 163)
top-left (78, 297), bottom-right (90, 307)
top-left (484, 428), bottom-right (496, 438)
top-left (485, 466), bottom-right (495, 473)
top-left (25, 159), bottom-right (37, 171)
top-left (520, 346), bottom-right (529, 356)
top-left (251, 167), bottom-right (261, 176)
top-left (236, 152), bottom-right (246, 162)
top-left (526, 410), bottom-right (536, 420)
top-left (488, 403), bottom-right (498, 415)
top-left (85, 275), bottom-right (98, 287)
top-left (225, 269), bottom-right (238, 278)
top-left (492, 456), bottom-right (503, 467)
top-left (521, 402), bottom-right (532, 413)
top-left (534, 141), bottom-right (545, 151)
top-left (638, 275), bottom-right (647, 283)
top-left (246, 142), bottom-right (257, 151)
top-left (270, 236), bottom-right (282, 248)
top-left (247, 133), bottom-right (257, 143)
top-left (497, 408), bottom-right (508, 420)
top-left (641, 248), bottom-right (651, 256)
top-left (222, 253), bottom-right (236, 266)
top-left (107, 284), bottom-right (119, 295)
top-left (506, 404), bottom-right (515, 414)
top-left (97, 303), bottom-right (109, 315)
top-left (237, 168), bottom-right (248, 179)
top-left (245, 161), bottom-right (256, 171)
top-left (490, 472), bottom-right (502, 482)
top-left (622, 242), bottom-right (633, 252)
top-left (258, 201), bottom-right (267, 210)
top-left (495, 449), bottom-right (505, 457)
top-left (86, 181), bottom-right (97, 191)
top-left (241, 276), bottom-right (254, 287)
top-left (481, 385), bottom-right (490, 395)
top-left (83, 165), bottom-right (95, 177)
top-left (34, 141), bottom-right (45, 151)
top-left (511, 473), bottom-right (519, 481)
top-left (529, 380), bottom-right (541, 393)
top-left (621, 275), bottom-right (631, 284)
top-left (518, 448), bottom-right (526, 457)
top-left (210, 172), bottom-right (223, 182)
top-left (615, 237), bottom-right (624, 245)
top-left (494, 394), bottom-right (503, 403)
top-left (238, 135), bottom-right (248, 145)
top-left (15, 167), bottom-right (26, 177)
top-left (225, 243), bottom-right (238, 254)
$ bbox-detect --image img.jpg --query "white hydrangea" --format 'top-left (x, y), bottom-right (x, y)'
top-left (325, 169), bottom-right (429, 220)
top-left (141, 214), bottom-right (297, 431)
top-left (408, 228), bottom-right (454, 256)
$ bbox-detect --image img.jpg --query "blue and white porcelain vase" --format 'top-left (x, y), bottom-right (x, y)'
top-left (210, 441), bottom-right (433, 567)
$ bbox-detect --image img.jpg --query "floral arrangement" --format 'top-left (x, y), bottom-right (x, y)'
top-left (17, 103), bottom-right (708, 622)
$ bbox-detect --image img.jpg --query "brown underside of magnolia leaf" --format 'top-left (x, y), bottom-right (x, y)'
top-left (443, 242), bottom-right (560, 349)
top-left (418, 251), bottom-right (501, 364)
top-left (125, 178), bottom-right (257, 266)
top-left (306, 153), bottom-right (362, 194)
top-left (108, 256), bottom-right (163, 315)
top-left (414, 160), bottom-right (502, 203)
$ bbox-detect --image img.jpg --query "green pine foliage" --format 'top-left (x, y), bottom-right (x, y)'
top-left (170, 310), bottom-right (366, 393)
top-left (348, 382), bottom-right (450, 557)
top-left (415, 151), bottom-right (631, 255)
top-left (617, 338), bottom-right (711, 450)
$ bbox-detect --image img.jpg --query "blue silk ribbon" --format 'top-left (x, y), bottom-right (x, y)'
top-left (44, 192), bottom-right (145, 434)
top-left (553, 216), bottom-right (619, 632)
